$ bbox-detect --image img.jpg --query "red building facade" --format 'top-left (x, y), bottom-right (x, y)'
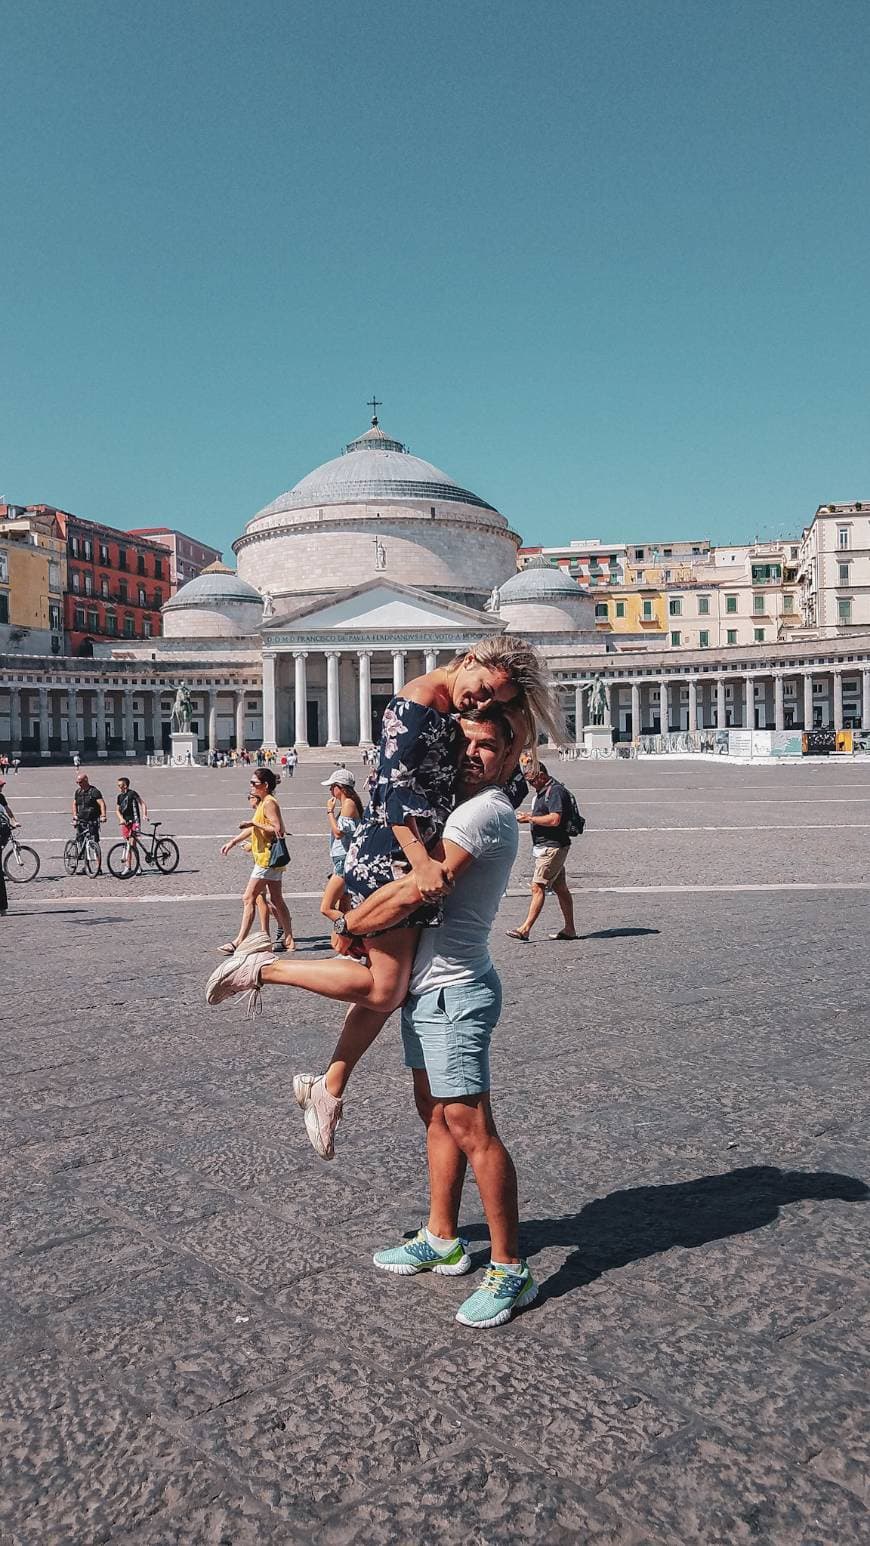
top-left (41, 509), bottom-right (171, 656)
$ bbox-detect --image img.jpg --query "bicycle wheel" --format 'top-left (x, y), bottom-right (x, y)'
top-left (3, 844), bottom-right (40, 883)
top-left (63, 838), bottom-right (80, 875)
top-left (107, 842), bottom-right (140, 879)
top-left (84, 838), bottom-right (101, 877)
top-left (153, 838), bottom-right (180, 874)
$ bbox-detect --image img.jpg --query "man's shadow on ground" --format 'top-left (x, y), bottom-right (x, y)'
top-left (463, 1166), bottom-right (868, 1301)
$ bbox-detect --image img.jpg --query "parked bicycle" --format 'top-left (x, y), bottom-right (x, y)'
top-left (107, 820), bottom-right (180, 879)
top-left (63, 823), bottom-right (102, 877)
top-left (2, 830), bottom-right (40, 884)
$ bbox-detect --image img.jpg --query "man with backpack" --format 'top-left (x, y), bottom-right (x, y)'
top-left (507, 759), bottom-right (581, 942)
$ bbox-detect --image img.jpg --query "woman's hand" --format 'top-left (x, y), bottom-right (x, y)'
top-left (220, 841), bottom-right (233, 856)
top-left (412, 855), bottom-right (454, 901)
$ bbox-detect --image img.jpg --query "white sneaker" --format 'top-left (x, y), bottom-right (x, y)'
top-left (205, 949), bottom-right (274, 1019)
top-left (293, 1073), bottom-right (343, 1160)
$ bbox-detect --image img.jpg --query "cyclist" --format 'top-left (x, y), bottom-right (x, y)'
top-left (72, 771), bottom-right (106, 876)
top-left (116, 777), bottom-right (148, 875)
top-left (0, 774), bottom-right (20, 917)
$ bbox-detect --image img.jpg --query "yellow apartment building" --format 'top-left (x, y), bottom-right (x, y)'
top-left (0, 506), bottom-right (66, 654)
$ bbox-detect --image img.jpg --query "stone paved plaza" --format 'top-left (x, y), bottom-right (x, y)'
top-left (2, 756), bottom-right (868, 1543)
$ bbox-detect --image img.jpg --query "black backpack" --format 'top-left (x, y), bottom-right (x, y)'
top-left (563, 790), bottom-right (586, 838)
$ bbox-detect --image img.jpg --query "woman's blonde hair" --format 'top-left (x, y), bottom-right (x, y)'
top-left (449, 634), bottom-right (564, 751)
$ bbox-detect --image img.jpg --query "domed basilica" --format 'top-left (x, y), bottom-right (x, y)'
top-left (152, 410), bottom-right (602, 748)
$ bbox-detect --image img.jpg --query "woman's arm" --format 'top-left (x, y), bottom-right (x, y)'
top-left (326, 800), bottom-right (342, 840)
top-left (342, 839), bottom-right (472, 938)
top-left (260, 795), bottom-right (285, 837)
top-left (220, 832), bottom-right (248, 855)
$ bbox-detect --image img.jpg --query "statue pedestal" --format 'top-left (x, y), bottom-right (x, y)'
top-left (583, 725), bottom-right (613, 753)
top-left (170, 731), bottom-right (200, 767)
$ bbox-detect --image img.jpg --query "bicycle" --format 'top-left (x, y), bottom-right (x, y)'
top-left (107, 820), bottom-right (180, 879)
top-left (2, 830), bottom-right (41, 884)
top-left (63, 823), bottom-right (103, 877)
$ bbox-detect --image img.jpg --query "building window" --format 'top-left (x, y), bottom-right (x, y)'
top-left (71, 571), bottom-right (81, 592)
top-left (100, 576), bottom-right (109, 598)
top-left (753, 594), bottom-right (765, 614)
top-left (751, 562), bottom-right (781, 583)
top-left (88, 609), bottom-right (98, 631)
top-left (634, 547), bottom-right (645, 560)
top-left (698, 595), bottom-right (710, 615)
top-left (74, 606), bottom-right (86, 628)
top-left (669, 598), bottom-right (682, 617)
top-left (70, 536), bottom-right (80, 557)
top-left (595, 603), bottom-right (609, 619)
top-left (155, 558), bottom-right (163, 578)
top-left (670, 630), bottom-right (681, 647)
top-left (783, 593), bottom-right (795, 613)
top-left (838, 562), bottom-right (850, 583)
top-left (0, 594), bottom-right (8, 624)
top-left (118, 548), bottom-right (127, 570)
top-left (152, 592), bottom-right (162, 609)
top-left (143, 618), bottom-right (152, 638)
top-left (727, 629), bottom-right (737, 645)
top-left (663, 547), bottom-right (672, 557)
top-left (119, 580), bottom-right (127, 602)
top-left (83, 539), bottom-right (92, 560)
top-left (615, 600), bottom-right (625, 618)
top-left (84, 573), bottom-right (93, 596)
top-left (642, 599), bottom-right (653, 619)
top-left (838, 526), bottom-right (850, 549)
top-left (100, 543), bottom-right (109, 565)
top-left (725, 595), bottom-right (738, 613)
top-left (754, 627), bottom-right (765, 642)
top-left (838, 597), bottom-right (852, 623)
top-left (138, 585), bottom-right (146, 607)
top-left (48, 561), bottom-right (61, 590)
top-left (105, 613), bottom-right (116, 634)
top-left (699, 630), bottom-right (709, 647)
top-left (0, 552), bottom-right (7, 582)
top-left (49, 603), bottom-right (61, 630)
top-left (137, 555), bottom-right (146, 575)
top-left (124, 615), bottom-right (135, 637)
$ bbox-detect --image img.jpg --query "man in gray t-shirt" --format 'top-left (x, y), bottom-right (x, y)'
top-left (324, 707), bottom-right (538, 1330)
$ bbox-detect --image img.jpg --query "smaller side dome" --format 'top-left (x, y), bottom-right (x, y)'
top-left (162, 563), bottom-right (264, 639)
top-left (499, 556), bottom-right (584, 603)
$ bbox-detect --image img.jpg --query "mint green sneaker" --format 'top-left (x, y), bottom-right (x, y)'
top-left (455, 1261), bottom-right (538, 1328)
top-left (373, 1228), bottom-right (471, 1277)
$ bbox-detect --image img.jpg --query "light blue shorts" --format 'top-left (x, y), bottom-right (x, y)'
top-left (401, 967), bottom-right (501, 1098)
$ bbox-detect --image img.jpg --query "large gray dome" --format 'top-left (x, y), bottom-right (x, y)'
top-left (255, 422), bottom-right (497, 517)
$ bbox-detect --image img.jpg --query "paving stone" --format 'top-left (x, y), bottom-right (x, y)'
top-left (4, 1225), bottom-right (171, 1315)
top-left (73, 1156), bottom-right (230, 1229)
top-left (600, 1426), bottom-right (869, 1544)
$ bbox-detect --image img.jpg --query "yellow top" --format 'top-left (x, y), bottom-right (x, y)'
top-left (250, 798), bottom-right (273, 865)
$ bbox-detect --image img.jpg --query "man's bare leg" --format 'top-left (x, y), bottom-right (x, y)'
top-left (413, 1071), bottom-right (468, 1239)
top-left (441, 1094), bottom-right (519, 1264)
top-left (552, 874), bottom-right (577, 937)
top-left (513, 881), bottom-right (546, 940)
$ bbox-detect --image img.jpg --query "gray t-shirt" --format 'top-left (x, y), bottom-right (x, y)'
top-left (410, 786), bottom-right (519, 995)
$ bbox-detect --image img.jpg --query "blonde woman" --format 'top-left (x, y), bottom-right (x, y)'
top-left (208, 636), bottom-right (558, 1027)
top-left (218, 768), bottom-right (294, 954)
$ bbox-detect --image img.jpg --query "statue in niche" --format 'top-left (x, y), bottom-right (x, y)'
top-left (171, 683), bottom-right (193, 733)
top-left (262, 591), bottom-right (275, 620)
top-left (373, 536), bottom-right (387, 571)
top-left (484, 586), bottom-right (501, 613)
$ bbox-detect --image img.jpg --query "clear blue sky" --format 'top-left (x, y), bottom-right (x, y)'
top-left (4, 0), bottom-right (869, 558)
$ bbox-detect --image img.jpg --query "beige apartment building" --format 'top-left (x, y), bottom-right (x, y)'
top-left (798, 502), bottom-right (870, 637)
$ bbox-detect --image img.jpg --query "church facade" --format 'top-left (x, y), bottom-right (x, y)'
top-left (3, 412), bottom-right (870, 757)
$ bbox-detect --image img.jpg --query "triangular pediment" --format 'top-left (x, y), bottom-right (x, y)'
top-left (265, 581), bottom-right (497, 636)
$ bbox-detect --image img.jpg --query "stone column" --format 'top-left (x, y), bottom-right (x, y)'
top-left (235, 691), bottom-right (245, 751)
top-left (716, 677), bottom-right (726, 730)
top-left (122, 689), bottom-right (135, 757)
top-left (262, 652), bottom-right (277, 746)
top-left (392, 650), bottom-right (406, 694)
top-left (357, 651), bottom-right (373, 745)
top-left (659, 679), bottom-right (669, 733)
top-left (774, 675), bottom-right (785, 732)
top-left (326, 650), bottom-right (342, 746)
top-left (38, 687), bottom-right (50, 758)
top-left (574, 683), bottom-right (586, 745)
top-left (803, 672), bottom-right (814, 731)
top-left (630, 682), bottom-right (641, 738)
top-left (10, 686), bottom-right (22, 751)
top-left (424, 649), bottom-right (438, 673)
top-left (207, 692), bottom-right (218, 755)
top-left (96, 688), bottom-right (107, 757)
top-left (293, 652), bottom-right (308, 746)
top-left (601, 682), bottom-right (612, 728)
top-left (66, 686), bottom-right (79, 751)
top-left (863, 668), bottom-right (870, 730)
top-left (744, 676), bottom-right (754, 730)
top-left (687, 678), bottom-right (697, 732)
top-left (833, 670), bottom-right (844, 732)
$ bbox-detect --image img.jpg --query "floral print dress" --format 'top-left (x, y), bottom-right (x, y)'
top-left (343, 696), bottom-right (462, 928)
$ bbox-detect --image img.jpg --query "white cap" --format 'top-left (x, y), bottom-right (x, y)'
top-left (322, 770), bottom-right (356, 788)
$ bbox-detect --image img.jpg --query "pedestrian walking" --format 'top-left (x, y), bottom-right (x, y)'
top-left (217, 768), bottom-right (294, 955)
top-left (320, 771), bottom-right (364, 922)
top-left (507, 760), bottom-right (579, 941)
top-left (0, 775), bottom-right (20, 917)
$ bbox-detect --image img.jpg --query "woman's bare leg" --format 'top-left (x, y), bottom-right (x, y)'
top-left (259, 926), bottom-right (419, 1014)
top-left (323, 1004), bottom-right (391, 1097)
top-left (266, 878), bottom-right (294, 949)
top-left (256, 893), bottom-right (271, 936)
top-left (320, 873), bottom-right (345, 921)
top-left (233, 877), bottom-right (264, 947)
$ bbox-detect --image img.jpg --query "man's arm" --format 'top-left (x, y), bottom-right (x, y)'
top-left (98, 798), bottom-right (107, 821)
top-left (517, 810), bottom-right (562, 827)
top-left (139, 794), bottom-right (148, 821)
top-left (344, 839), bottom-right (476, 937)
